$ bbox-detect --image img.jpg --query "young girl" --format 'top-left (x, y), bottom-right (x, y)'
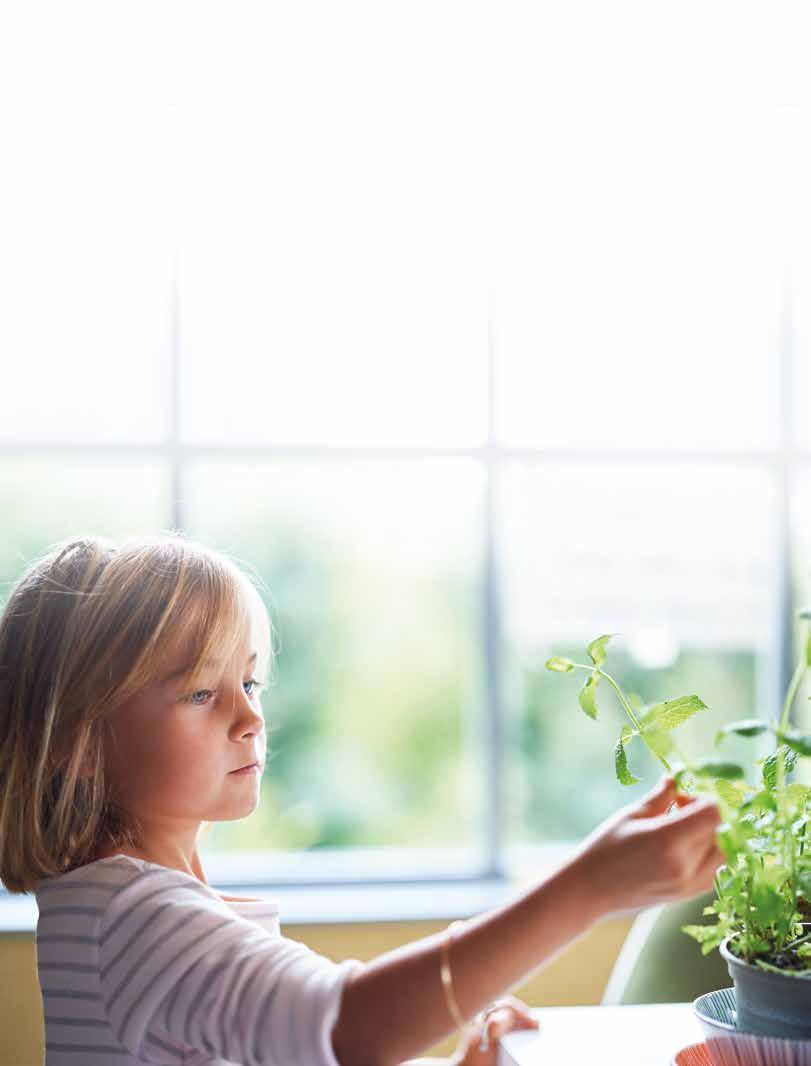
top-left (0, 533), bottom-right (723, 1066)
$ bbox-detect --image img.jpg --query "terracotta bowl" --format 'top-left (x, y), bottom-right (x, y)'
top-left (672, 1044), bottom-right (713, 1066)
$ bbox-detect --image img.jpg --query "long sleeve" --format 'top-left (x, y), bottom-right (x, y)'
top-left (96, 866), bottom-right (364, 1066)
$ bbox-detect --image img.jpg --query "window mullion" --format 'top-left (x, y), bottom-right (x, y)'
top-left (483, 324), bottom-right (506, 878)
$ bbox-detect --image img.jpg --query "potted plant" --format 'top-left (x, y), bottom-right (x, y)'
top-left (545, 618), bottom-right (811, 1039)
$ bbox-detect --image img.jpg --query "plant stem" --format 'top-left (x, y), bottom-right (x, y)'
top-left (599, 670), bottom-right (674, 772)
top-left (573, 663), bottom-right (674, 774)
top-left (744, 853), bottom-right (754, 959)
top-left (778, 650), bottom-right (807, 735)
top-left (785, 928), bottom-right (811, 953)
top-left (598, 670), bottom-right (644, 731)
top-left (775, 625), bottom-right (807, 938)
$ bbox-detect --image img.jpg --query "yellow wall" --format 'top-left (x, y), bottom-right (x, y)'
top-left (0, 914), bottom-right (633, 1065)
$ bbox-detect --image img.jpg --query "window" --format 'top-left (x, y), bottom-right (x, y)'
top-left (1, 6), bottom-right (809, 888)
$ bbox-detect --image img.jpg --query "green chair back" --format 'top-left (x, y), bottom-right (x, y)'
top-left (602, 891), bottom-right (731, 1005)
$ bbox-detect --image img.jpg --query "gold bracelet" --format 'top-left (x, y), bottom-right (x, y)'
top-left (440, 919), bottom-right (468, 1029)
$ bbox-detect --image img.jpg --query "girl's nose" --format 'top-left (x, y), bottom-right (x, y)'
top-left (239, 694), bottom-right (266, 732)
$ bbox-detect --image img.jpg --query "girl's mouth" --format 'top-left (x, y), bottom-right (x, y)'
top-left (229, 762), bottom-right (259, 775)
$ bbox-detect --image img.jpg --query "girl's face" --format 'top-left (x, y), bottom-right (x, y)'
top-left (102, 622), bottom-right (268, 848)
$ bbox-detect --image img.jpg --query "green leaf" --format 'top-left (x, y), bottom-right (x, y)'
top-left (640, 695), bottom-right (708, 732)
top-left (615, 726), bottom-right (640, 786)
top-left (806, 632), bottom-right (811, 667)
top-left (749, 872), bottom-right (786, 926)
top-left (759, 863), bottom-right (791, 890)
top-left (785, 782), bottom-right (811, 806)
top-left (716, 821), bottom-right (740, 864)
top-left (578, 671), bottom-right (600, 720)
top-left (714, 719), bottom-right (771, 746)
top-left (740, 788), bottom-right (777, 814)
top-left (762, 746), bottom-right (799, 789)
top-left (748, 937), bottom-right (774, 957)
top-left (638, 697), bottom-right (704, 761)
top-left (777, 729), bottom-right (811, 757)
top-left (586, 634), bottom-right (616, 668)
top-left (692, 761), bottom-right (745, 781)
top-left (545, 657), bottom-right (575, 673)
top-left (641, 724), bottom-right (673, 760)
top-left (682, 923), bottom-right (726, 955)
top-left (682, 923), bottom-right (723, 944)
top-left (673, 768), bottom-right (696, 793)
top-left (713, 779), bottom-right (748, 808)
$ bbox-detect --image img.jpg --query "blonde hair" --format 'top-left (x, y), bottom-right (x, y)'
top-left (0, 532), bottom-right (275, 894)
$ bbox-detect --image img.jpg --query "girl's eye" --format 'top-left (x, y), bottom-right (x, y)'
top-left (182, 679), bottom-right (264, 705)
top-left (185, 688), bottom-right (216, 706)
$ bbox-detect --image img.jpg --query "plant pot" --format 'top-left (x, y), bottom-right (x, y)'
top-left (720, 933), bottom-right (811, 1040)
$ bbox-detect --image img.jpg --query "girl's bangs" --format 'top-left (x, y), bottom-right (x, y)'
top-left (162, 564), bottom-right (271, 688)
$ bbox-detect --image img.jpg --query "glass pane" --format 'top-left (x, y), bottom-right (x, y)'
top-left (0, 36), bottom-right (172, 444)
top-left (0, 459), bottom-right (170, 591)
top-left (500, 462), bottom-right (777, 847)
top-left (492, 109), bottom-right (789, 451)
top-left (177, 5), bottom-right (484, 447)
top-left (184, 459), bottom-right (485, 866)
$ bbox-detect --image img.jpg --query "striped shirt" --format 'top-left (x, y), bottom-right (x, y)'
top-left (34, 854), bottom-right (364, 1066)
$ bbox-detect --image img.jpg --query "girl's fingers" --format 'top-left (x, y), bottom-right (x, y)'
top-left (639, 788), bottom-right (700, 821)
top-left (487, 1012), bottom-right (539, 1044)
top-left (671, 798), bottom-right (722, 837)
top-left (693, 839), bottom-right (726, 885)
top-left (486, 1000), bottom-right (539, 1038)
top-left (649, 796), bottom-right (721, 837)
top-left (631, 775), bottom-right (677, 817)
top-left (666, 836), bottom-right (725, 899)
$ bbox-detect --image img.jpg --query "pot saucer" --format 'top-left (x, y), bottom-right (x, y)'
top-left (692, 988), bottom-right (811, 1065)
top-left (693, 988), bottom-right (737, 1034)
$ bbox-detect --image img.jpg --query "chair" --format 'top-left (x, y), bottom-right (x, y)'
top-left (601, 891), bottom-right (731, 1005)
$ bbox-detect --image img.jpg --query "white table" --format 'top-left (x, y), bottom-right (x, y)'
top-left (498, 1004), bottom-right (704, 1066)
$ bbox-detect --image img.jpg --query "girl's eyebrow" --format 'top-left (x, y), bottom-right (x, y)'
top-left (160, 651), bottom-right (258, 686)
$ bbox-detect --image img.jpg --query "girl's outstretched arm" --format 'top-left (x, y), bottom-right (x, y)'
top-left (331, 776), bottom-right (722, 1066)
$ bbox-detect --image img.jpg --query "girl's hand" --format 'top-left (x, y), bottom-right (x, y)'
top-left (575, 773), bottom-right (724, 916)
top-left (449, 995), bottom-right (540, 1066)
